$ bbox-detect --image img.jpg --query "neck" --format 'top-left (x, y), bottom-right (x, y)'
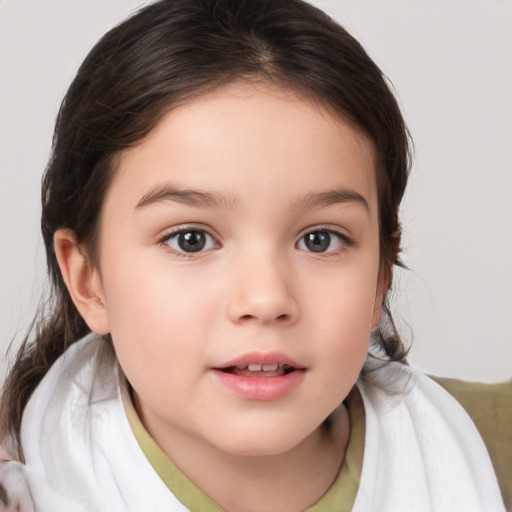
top-left (137, 400), bottom-right (350, 512)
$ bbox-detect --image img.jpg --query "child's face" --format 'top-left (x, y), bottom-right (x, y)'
top-left (90, 82), bottom-right (383, 456)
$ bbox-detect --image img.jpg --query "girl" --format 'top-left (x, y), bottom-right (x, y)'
top-left (0, 0), bottom-right (509, 510)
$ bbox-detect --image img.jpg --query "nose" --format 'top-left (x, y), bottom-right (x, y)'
top-left (226, 248), bottom-right (299, 326)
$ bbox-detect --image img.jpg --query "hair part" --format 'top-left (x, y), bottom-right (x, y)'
top-left (1, 0), bottom-right (411, 450)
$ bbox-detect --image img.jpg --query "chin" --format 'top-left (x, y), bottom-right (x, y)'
top-left (209, 421), bottom-right (317, 458)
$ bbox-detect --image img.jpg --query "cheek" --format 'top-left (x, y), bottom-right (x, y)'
top-left (102, 251), bottom-right (211, 331)
top-left (320, 300), bottom-right (371, 375)
top-left (99, 254), bottom-right (221, 378)
top-left (307, 260), bottom-right (379, 329)
top-left (306, 265), bottom-right (377, 371)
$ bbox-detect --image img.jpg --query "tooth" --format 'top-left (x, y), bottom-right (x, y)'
top-left (262, 363), bottom-right (278, 371)
top-left (248, 364), bottom-right (262, 371)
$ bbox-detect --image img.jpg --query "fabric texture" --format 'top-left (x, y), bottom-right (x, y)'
top-left (1, 335), bottom-right (189, 512)
top-left (0, 334), bottom-right (507, 511)
top-left (432, 376), bottom-right (512, 511)
top-left (353, 362), bottom-right (505, 512)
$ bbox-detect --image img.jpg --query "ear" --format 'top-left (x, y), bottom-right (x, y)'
top-left (54, 229), bottom-right (110, 335)
top-left (371, 268), bottom-right (391, 328)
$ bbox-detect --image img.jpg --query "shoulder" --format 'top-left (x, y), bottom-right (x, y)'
top-left (431, 376), bottom-right (512, 511)
top-left (431, 376), bottom-right (512, 446)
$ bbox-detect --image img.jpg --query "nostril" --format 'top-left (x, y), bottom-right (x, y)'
top-left (238, 313), bottom-right (290, 322)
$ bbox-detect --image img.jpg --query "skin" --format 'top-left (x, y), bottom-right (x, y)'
top-left (55, 82), bottom-right (386, 512)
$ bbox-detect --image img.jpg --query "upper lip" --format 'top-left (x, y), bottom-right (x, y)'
top-left (213, 351), bottom-right (305, 370)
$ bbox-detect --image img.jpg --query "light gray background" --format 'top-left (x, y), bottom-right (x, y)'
top-left (1, 0), bottom-right (511, 384)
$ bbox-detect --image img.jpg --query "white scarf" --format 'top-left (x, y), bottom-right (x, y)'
top-left (0, 335), bottom-right (505, 511)
top-left (353, 361), bottom-right (505, 512)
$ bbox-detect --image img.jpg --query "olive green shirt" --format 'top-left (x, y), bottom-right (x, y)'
top-left (125, 378), bottom-right (512, 511)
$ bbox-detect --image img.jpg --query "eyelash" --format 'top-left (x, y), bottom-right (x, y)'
top-left (158, 225), bottom-right (353, 258)
top-left (158, 226), bottom-right (218, 258)
top-left (296, 226), bottom-right (353, 256)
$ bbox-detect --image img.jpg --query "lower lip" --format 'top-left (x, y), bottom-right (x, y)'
top-left (210, 369), bottom-right (305, 401)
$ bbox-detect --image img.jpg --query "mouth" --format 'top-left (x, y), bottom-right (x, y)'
top-left (218, 363), bottom-right (297, 378)
top-left (211, 353), bottom-right (306, 400)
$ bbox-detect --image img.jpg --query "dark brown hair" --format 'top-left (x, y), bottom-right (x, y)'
top-left (1, 0), bottom-right (411, 450)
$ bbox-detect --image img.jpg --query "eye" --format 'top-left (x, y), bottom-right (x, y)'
top-left (163, 229), bottom-right (216, 254)
top-left (296, 229), bottom-right (349, 254)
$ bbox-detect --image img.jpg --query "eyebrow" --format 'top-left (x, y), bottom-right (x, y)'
top-left (293, 188), bottom-right (370, 213)
top-left (136, 183), bottom-right (369, 214)
top-left (136, 183), bottom-right (237, 210)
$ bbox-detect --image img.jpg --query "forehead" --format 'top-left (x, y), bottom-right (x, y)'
top-left (109, 81), bottom-right (378, 214)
